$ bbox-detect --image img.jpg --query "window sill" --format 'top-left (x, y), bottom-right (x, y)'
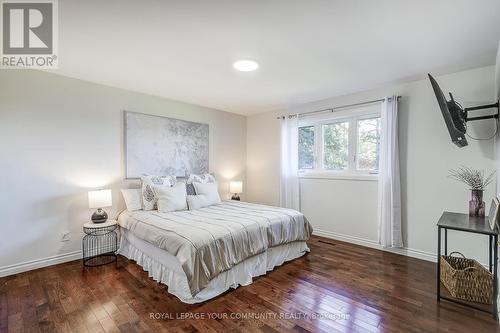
top-left (298, 172), bottom-right (378, 181)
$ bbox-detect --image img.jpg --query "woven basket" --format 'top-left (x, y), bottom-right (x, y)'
top-left (440, 252), bottom-right (493, 304)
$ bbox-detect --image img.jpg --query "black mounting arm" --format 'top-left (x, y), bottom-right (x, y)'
top-left (464, 101), bottom-right (500, 122)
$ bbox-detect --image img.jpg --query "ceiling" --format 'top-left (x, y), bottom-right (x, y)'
top-left (52, 0), bottom-right (500, 115)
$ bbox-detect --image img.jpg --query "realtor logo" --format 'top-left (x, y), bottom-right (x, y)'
top-left (1, 0), bottom-right (58, 68)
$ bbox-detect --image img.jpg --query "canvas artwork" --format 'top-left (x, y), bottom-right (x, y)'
top-left (124, 111), bottom-right (209, 178)
top-left (488, 198), bottom-right (500, 230)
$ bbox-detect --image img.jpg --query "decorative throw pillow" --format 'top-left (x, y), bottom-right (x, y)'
top-left (186, 173), bottom-right (216, 195)
top-left (121, 189), bottom-right (142, 212)
top-left (186, 183), bottom-right (197, 196)
top-left (155, 183), bottom-right (187, 213)
top-left (192, 182), bottom-right (221, 206)
top-left (141, 175), bottom-right (176, 210)
top-left (186, 194), bottom-right (210, 210)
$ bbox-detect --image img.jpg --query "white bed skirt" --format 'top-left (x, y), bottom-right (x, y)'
top-left (118, 229), bottom-right (309, 303)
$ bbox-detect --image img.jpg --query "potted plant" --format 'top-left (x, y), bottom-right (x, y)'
top-left (448, 166), bottom-right (496, 217)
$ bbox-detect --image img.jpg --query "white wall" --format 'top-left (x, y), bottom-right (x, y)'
top-left (300, 178), bottom-right (379, 243)
top-left (495, 42), bottom-right (500, 196)
top-left (496, 41), bottom-right (500, 100)
top-left (247, 65), bottom-right (497, 263)
top-left (0, 70), bottom-right (246, 275)
top-left (246, 110), bottom-right (282, 205)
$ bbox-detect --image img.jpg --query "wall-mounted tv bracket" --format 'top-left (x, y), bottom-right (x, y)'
top-left (464, 100), bottom-right (499, 122)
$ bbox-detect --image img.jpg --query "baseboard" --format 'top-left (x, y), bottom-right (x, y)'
top-left (0, 250), bottom-right (82, 277)
top-left (313, 228), bottom-right (380, 248)
top-left (312, 228), bottom-right (436, 262)
top-left (385, 246), bottom-right (437, 263)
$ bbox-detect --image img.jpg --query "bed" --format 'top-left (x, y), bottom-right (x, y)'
top-left (117, 200), bottom-right (312, 303)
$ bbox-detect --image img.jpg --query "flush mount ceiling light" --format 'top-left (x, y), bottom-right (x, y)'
top-left (233, 59), bottom-right (259, 72)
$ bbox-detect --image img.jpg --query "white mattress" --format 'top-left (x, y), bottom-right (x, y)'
top-left (118, 228), bottom-right (309, 303)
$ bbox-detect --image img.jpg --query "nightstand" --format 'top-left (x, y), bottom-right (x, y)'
top-left (82, 220), bottom-right (118, 267)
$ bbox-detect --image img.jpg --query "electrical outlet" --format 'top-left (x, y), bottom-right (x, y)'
top-left (60, 231), bottom-right (71, 242)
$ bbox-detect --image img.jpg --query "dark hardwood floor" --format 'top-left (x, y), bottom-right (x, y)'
top-left (1, 235), bottom-right (499, 333)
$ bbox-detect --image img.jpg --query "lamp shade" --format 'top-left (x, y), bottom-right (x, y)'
top-left (88, 189), bottom-right (112, 209)
top-left (229, 181), bottom-right (243, 194)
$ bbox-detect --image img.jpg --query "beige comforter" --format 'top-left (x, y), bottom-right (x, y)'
top-left (118, 201), bottom-right (312, 295)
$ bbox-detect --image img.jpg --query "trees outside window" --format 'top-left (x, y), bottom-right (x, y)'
top-left (323, 122), bottom-right (349, 170)
top-left (298, 126), bottom-right (315, 169)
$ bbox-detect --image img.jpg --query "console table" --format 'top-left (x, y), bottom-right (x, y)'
top-left (437, 212), bottom-right (498, 319)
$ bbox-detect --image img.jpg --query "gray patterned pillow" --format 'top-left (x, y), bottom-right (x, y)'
top-left (186, 183), bottom-right (196, 195)
top-left (141, 175), bottom-right (176, 210)
top-left (186, 173), bottom-right (216, 195)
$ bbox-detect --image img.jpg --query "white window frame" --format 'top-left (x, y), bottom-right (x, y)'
top-left (298, 107), bottom-right (381, 181)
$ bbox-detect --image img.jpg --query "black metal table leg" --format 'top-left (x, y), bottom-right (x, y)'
top-left (444, 228), bottom-right (448, 255)
top-left (437, 226), bottom-right (441, 302)
top-left (490, 235), bottom-right (493, 272)
top-left (493, 234), bottom-right (498, 320)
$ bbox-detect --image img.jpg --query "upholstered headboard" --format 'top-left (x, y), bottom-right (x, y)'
top-left (121, 175), bottom-right (214, 196)
top-left (122, 176), bottom-right (189, 189)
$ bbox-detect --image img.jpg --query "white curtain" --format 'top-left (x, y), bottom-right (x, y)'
top-left (280, 114), bottom-right (300, 210)
top-left (378, 96), bottom-right (403, 248)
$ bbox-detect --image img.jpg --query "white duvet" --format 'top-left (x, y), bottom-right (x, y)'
top-left (118, 201), bottom-right (313, 296)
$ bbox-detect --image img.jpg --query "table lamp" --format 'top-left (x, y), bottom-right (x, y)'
top-left (88, 189), bottom-right (112, 223)
top-left (229, 181), bottom-right (243, 201)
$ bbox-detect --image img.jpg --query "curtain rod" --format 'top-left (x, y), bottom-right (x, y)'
top-left (276, 96), bottom-right (401, 119)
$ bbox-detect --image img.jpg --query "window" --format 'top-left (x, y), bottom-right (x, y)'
top-left (298, 111), bottom-right (381, 176)
top-left (298, 126), bottom-right (315, 169)
top-left (356, 118), bottom-right (381, 171)
top-left (323, 122), bottom-right (349, 170)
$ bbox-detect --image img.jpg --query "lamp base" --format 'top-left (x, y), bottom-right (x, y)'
top-left (231, 194), bottom-right (240, 201)
top-left (91, 209), bottom-right (108, 223)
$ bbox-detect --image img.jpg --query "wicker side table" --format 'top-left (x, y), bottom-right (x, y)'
top-left (83, 221), bottom-right (118, 267)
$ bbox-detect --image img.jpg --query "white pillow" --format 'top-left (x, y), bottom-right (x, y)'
top-left (193, 182), bottom-right (221, 206)
top-left (187, 195), bottom-right (210, 210)
top-left (141, 175), bottom-right (176, 210)
top-left (121, 189), bottom-right (142, 212)
top-left (155, 183), bottom-right (187, 213)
